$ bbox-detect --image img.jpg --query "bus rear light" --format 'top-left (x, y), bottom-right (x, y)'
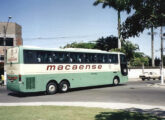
top-left (7, 76), bottom-right (18, 80)
top-left (19, 75), bottom-right (22, 82)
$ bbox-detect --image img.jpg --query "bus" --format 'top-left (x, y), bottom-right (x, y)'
top-left (6, 46), bottom-right (128, 94)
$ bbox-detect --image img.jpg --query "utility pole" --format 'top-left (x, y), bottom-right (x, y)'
top-left (160, 26), bottom-right (164, 85)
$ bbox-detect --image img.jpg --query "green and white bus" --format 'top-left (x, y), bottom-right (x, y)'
top-left (6, 46), bottom-right (128, 94)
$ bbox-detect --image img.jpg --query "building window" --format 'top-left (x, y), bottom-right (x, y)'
top-left (0, 55), bottom-right (4, 61)
top-left (0, 37), bottom-right (13, 46)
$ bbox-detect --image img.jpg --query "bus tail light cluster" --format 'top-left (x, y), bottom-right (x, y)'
top-left (19, 75), bottom-right (22, 82)
top-left (8, 76), bottom-right (17, 80)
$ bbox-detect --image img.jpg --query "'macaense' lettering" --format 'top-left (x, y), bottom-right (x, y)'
top-left (47, 65), bottom-right (102, 71)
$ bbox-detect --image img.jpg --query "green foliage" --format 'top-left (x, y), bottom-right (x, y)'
top-left (130, 56), bottom-right (149, 66)
top-left (93, 0), bottom-right (131, 13)
top-left (95, 36), bottom-right (118, 51)
top-left (62, 36), bottom-right (149, 66)
top-left (111, 41), bottom-right (149, 66)
top-left (63, 42), bottom-right (96, 49)
top-left (121, 0), bottom-right (165, 39)
top-left (111, 40), bottom-right (139, 61)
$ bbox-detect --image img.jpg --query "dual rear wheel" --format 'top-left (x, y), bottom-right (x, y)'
top-left (46, 81), bottom-right (69, 95)
top-left (46, 77), bottom-right (119, 95)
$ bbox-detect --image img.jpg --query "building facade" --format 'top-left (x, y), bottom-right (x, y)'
top-left (0, 22), bottom-right (23, 62)
top-left (0, 22), bottom-right (23, 75)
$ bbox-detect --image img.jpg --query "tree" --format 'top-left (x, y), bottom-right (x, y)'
top-left (63, 42), bottom-right (96, 49)
top-left (62, 36), bottom-right (145, 64)
top-left (93, 0), bottom-right (131, 48)
top-left (130, 52), bottom-right (149, 66)
top-left (148, 27), bottom-right (157, 67)
top-left (110, 40), bottom-right (139, 61)
top-left (121, 0), bottom-right (165, 39)
top-left (121, 0), bottom-right (165, 68)
top-left (95, 35), bottom-right (118, 51)
top-left (120, 40), bottom-right (139, 61)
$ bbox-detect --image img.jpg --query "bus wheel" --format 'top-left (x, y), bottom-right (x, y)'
top-left (142, 78), bottom-right (145, 81)
top-left (113, 77), bottom-right (119, 86)
top-left (59, 81), bottom-right (69, 93)
top-left (46, 82), bottom-right (58, 95)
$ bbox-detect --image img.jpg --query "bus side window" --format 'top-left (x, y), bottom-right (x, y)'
top-left (47, 51), bottom-right (53, 63)
top-left (63, 53), bottom-right (70, 63)
top-left (52, 52), bottom-right (59, 63)
top-left (109, 54), bottom-right (118, 63)
top-left (36, 51), bottom-right (44, 63)
top-left (85, 54), bottom-right (90, 63)
top-left (98, 54), bottom-right (103, 63)
top-left (93, 54), bottom-right (97, 63)
top-left (89, 53), bottom-right (97, 63)
top-left (59, 53), bottom-right (64, 63)
top-left (103, 54), bottom-right (108, 63)
top-left (70, 53), bottom-right (75, 63)
top-left (24, 50), bottom-right (37, 63)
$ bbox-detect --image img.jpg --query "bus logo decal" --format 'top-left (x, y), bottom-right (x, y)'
top-left (47, 65), bottom-right (102, 71)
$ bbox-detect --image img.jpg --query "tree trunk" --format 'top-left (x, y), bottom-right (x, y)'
top-left (151, 26), bottom-right (155, 67)
top-left (160, 26), bottom-right (164, 85)
top-left (118, 10), bottom-right (121, 49)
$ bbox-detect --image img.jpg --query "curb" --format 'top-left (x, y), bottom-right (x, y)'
top-left (0, 102), bottom-right (165, 110)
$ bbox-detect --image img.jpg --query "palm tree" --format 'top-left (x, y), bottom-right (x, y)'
top-left (148, 26), bottom-right (156, 67)
top-left (93, 0), bottom-right (131, 49)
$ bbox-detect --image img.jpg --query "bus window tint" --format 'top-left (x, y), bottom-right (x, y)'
top-left (24, 50), bottom-right (119, 64)
top-left (69, 53), bottom-right (77, 63)
top-left (109, 54), bottom-right (118, 63)
top-left (97, 54), bottom-right (108, 63)
top-left (36, 51), bottom-right (53, 63)
top-left (98, 54), bottom-right (104, 63)
top-left (120, 54), bottom-right (126, 63)
top-left (89, 54), bottom-right (97, 63)
top-left (24, 50), bottom-right (37, 63)
top-left (52, 52), bottom-right (59, 63)
top-left (77, 53), bottom-right (83, 63)
top-left (103, 54), bottom-right (109, 63)
top-left (63, 53), bottom-right (70, 63)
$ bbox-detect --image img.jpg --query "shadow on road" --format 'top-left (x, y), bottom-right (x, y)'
top-left (8, 92), bottom-right (46, 98)
top-left (126, 108), bottom-right (165, 118)
top-left (69, 84), bottom-right (126, 92)
top-left (95, 108), bottom-right (165, 120)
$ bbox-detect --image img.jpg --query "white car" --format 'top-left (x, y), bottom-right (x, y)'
top-left (139, 72), bottom-right (161, 81)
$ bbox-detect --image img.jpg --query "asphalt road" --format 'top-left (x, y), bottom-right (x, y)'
top-left (0, 79), bottom-right (165, 106)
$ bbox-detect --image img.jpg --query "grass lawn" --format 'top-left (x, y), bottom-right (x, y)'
top-left (0, 106), bottom-right (163, 120)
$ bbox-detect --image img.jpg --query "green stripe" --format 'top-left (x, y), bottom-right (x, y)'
top-left (7, 72), bottom-right (128, 93)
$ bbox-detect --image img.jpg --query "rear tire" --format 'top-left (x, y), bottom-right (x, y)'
top-left (59, 81), bottom-right (69, 93)
top-left (113, 77), bottom-right (119, 86)
top-left (142, 78), bottom-right (145, 81)
top-left (46, 82), bottom-right (58, 95)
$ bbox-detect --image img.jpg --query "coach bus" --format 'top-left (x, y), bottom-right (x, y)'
top-left (6, 46), bottom-right (128, 94)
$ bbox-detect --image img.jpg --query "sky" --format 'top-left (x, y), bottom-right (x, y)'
top-left (0, 0), bottom-right (164, 58)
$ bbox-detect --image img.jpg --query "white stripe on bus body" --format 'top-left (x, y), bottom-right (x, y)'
top-left (6, 64), bottom-right (120, 75)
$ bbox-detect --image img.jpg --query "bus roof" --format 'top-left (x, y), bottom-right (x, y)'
top-left (17, 46), bottom-right (125, 54)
